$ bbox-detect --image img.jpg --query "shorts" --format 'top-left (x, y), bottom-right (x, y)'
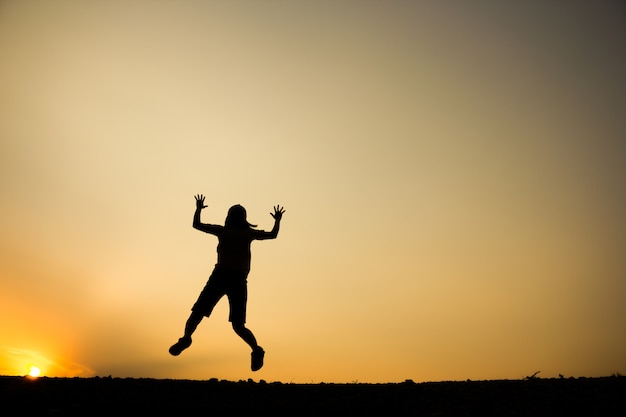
top-left (192, 266), bottom-right (248, 324)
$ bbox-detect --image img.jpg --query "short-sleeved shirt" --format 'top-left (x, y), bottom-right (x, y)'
top-left (199, 225), bottom-right (274, 274)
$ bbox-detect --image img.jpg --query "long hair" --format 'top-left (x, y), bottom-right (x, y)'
top-left (225, 204), bottom-right (257, 229)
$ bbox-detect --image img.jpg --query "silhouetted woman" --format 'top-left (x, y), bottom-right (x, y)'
top-left (169, 194), bottom-right (285, 371)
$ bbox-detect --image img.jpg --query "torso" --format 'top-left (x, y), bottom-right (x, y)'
top-left (216, 228), bottom-right (254, 274)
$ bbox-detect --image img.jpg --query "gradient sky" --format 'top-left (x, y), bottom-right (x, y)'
top-left (1, 0), bottom-right (625, 383)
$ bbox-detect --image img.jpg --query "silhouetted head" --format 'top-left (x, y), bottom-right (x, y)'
top-left (225, 204), bottom-right (257, 229)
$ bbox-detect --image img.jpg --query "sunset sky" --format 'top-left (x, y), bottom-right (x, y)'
top-left (1, 0), bottom-right (625, 383)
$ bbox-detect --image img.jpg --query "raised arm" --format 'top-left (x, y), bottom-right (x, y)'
top-left (256, 205), bottom-right (285, 240)
top-left (192, 194), bottom-right (220, 234)
top-left (192, 194), bottom-right (207, 228)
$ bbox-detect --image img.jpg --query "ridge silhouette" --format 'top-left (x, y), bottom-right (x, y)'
top-left (169, 194), bottom-right (285, 372)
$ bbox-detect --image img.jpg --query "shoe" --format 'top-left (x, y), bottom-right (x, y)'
top-left (169, 336), bottom-right (192, 356)
top-left (251, 346), bottom-right (265, 371)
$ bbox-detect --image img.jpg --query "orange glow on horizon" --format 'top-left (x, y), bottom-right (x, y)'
top-left (0, 347), bottom-right (94, 378)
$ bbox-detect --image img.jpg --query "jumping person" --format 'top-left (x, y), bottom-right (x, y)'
top-left (169, 194), bottom-right (285, 371)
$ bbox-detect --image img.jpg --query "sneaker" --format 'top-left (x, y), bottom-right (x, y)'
top-left (251, 346), bottom-right (265, 371)
top-left (169, 336), bottom-right (192, 356)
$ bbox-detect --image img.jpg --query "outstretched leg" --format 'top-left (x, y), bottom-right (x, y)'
top-left (184, 311), bottom-right (204, 338)
top-left (232, 322), bottom-right (264, 371)
top-left (169, 311), bottom-right (204, 356)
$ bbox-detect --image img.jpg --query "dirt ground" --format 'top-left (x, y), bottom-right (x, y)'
top-left (1, 375), bottom-right (624, 416)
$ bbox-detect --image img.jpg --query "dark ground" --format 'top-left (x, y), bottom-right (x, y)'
top-left (1, 375), bottom-right (624, 416)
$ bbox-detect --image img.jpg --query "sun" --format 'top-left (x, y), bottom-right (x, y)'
top-left (28, 365), bottom-right (41, 378)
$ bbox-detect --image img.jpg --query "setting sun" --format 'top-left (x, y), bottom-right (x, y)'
top-left (28, 365), bottom-right (41, 378)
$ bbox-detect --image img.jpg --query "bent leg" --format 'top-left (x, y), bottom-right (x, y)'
top-left (184, 310), bottom-right (204, 338)
top-left (171, 269), bottom-right (226, 356)
top-left (169, 311), bottom-right (204, 356)
top-left (233, 322), bottom-right (264, 371)
top-left (232, 322), bottom-right (258, 350)
top-left (227, 276), bottom-right (264, 370)
top-left (227, 279), bottom-right (254, 348)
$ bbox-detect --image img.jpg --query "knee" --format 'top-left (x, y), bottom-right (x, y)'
top-left (232, 322), bottom-right (246, 332)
